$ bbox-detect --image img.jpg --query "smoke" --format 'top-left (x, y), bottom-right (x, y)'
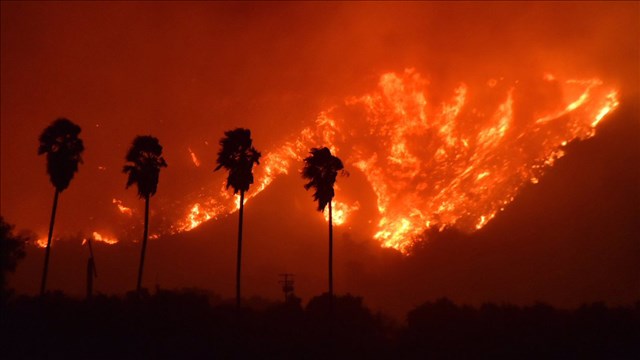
top-left (2, 2), bottom-right (638, 313)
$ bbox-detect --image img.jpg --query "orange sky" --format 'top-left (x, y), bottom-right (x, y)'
top-left (1, 2), bottom-right (638, 317)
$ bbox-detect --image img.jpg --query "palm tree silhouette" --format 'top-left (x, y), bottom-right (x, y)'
top-left (37, 118), bottom-right (84, 295)
top-left (123, 135), bottom-right (167, 294)
top-left (215, 128), bottom-right (261, 308)
top-left (302, 147), bottom-right (344, 300)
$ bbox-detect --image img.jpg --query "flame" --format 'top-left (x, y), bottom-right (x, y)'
top-left (172, 200), bottom-right (225, 233)
top-left (591, 91), bottom-right (619, 127)
top-left (324, 200), bottom-right (361, 226)
top-left (35, 237), bottom-right (48, 248)
top-left (188, 147), bottom-right (201, 167)
top-left (112, 198), bottom-right (133, 216)
top-left (177, 203), bottom-right (217, 232)
top-left (339, 69), bottom-right (618, 252)
top-left (92, 231), bottom-right (118, 245)
top-left (167, 69), bottom-right (618, 255)
top-left (170, 124), bottom-right (317, 233)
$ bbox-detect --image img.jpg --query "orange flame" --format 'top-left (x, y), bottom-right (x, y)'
top-left (183, 203), bottom-right (213, 231)
top-left (35, 237), bottom-right (48, 248)
top-left (341, 69), bottom-right (618, 252)
top-left (92, 231), bottom-right (118, 245)
top-left (169, 69), bottom-right (618, 255)
top-left (188, 147), bottom-right (201, 167)
top-left (112, 198), bottom-right (133, 216)
top-left (172, 200), bottom-right (226, 233)
top-left (171, 127), bottom-right (317, 233)
top-left (324, 200), bottom-right (361, 226)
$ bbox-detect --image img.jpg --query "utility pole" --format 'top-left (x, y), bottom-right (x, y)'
top-left (86, 237), bottom-right (97, 299)
top-left (278, 273), bottom-right (295, 302)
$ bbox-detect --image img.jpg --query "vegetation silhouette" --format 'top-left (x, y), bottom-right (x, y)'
top-left (2, 289), bottom-right (637, 359)
top-left (215, 128), bottom-right (261, 309)
top-left (400, 298), bottom-right (640, 359)
top-left (0, 217), bottom-right (27, 301)
top-left (4, 109), bottom-right (634, 359)
top-left (302, 147), bottom-right (345, 302)
top-left (123, 135), bottom-right (167, 294)
top-left (37, 118), bottom-right (84, 295)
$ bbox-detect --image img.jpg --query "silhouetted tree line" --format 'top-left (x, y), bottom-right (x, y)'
top-left (401, 298), bottom-right (639, 359)
top-left (1, 290), bottom-right (638, 359)
top-left (1, 119), bottom-right (636, 359)
top-left (33, 118), bottom-right (345, 307)
top-left (0, 217), bottom-right (26, 302)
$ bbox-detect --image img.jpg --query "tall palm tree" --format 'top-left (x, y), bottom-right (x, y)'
top-left (38, 118), bottom-right (84, 295)
top-left (302, 147), bottom-right (344, 300)
top-left (215, 128), bottom-right (261, 308)
top-left (123, 135), bottom-right (167, 294)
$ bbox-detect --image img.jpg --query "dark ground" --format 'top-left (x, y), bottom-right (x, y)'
top-left (2, 289), bottom-right (638, 359)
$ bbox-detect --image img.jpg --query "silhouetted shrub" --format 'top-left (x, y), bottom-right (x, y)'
top-left (1, 290), bottom-right (638, 359)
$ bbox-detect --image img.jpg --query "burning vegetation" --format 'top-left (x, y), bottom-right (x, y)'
top-left (30, 70), bottom-right (619, 254)
top-left (163, 69), bottom-right (618, 253)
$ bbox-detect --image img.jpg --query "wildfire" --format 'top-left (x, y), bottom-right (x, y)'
top-left (112, 198), bottom-right (133, 216)
top-left (188, 147), bottom-right (201, 167)
top-left (170, 125), bottom-right (318, 233)
top-left (324, 200), bottom-right (361, 226)
top-left (35, 237), bottom-right (48, 248)
top-left (92, 231), bottom-right (118, 245)
top-left (592, 91), bottom-right (619, 127)
top-left (338, 69), bottom-right (618, 252)
top-left (168, 69), bottom-right (618, 254)
top-left (181, 203), bottom-right (215, 231)
top-left (171, 196), bottom-right (227, 233)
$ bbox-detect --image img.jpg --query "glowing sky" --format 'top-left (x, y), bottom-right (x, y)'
top-left (1, 2), bottom-right (638, 316)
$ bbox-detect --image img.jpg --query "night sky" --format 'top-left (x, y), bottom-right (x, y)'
top-left (1, 1), bottom-right (638, 318)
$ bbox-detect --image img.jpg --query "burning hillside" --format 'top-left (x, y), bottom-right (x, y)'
top-left (164, 69), bottom-right (618, 253)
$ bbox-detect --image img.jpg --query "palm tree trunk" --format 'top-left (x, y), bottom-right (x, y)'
top-left (329, 200), bottom-right (333, 299)
top-left (136, 195), bottom-right (150, 294)
top-left (40, 189), bottom-right (59, 296)
top-left (236, 190), bottom-right (244, 309)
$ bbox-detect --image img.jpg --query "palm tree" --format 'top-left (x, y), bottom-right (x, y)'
top-left (302, 147), bottom-right (344, 300)
top-left (123, 135), bottom-right (167, 294)
top-left (37, 118), bottom-right (84, 295)
top-left (215, 128), bottom-right (261, 308)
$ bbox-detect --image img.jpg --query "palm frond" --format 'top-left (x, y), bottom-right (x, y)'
top-left (38, 118), bottom-right (85, 191)
top-left (302, 147), bottom-right (344, 212)
top-left (215, 128), bottom-right (261, 194)
top-left (123, 135), bottom-right (167, 199)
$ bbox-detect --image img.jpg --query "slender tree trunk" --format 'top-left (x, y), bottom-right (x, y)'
top-left (236, 190), bottom-right (244, 309)
top-left (136, 195), bottom-right (150, 294)
top-left (329, 200), bottom-right (333, 300)
top-left (40, 189), bottom-right (59, 296)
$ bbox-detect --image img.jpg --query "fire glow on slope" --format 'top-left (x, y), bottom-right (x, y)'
top-left (91, 231), bottom-right (118, 245)
top-left (169, 69), bottom-right (618, 254)
top-left (112, 199), bottom-right (133, 216)
top-left (35, 231), bottom-right (119, 247)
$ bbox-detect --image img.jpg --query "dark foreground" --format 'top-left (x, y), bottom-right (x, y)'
top-left (2, 290), bottom-right (639, 359)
